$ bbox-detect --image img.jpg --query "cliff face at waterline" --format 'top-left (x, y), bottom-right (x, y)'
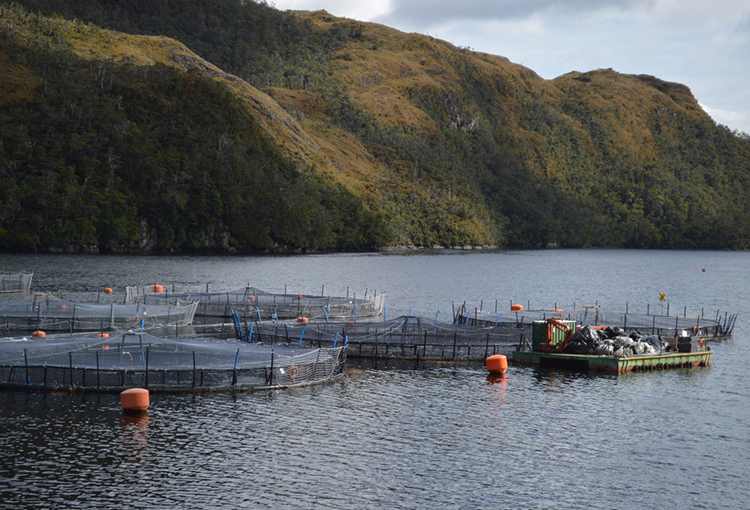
top-left (2, 1), bottom-right (750, 253)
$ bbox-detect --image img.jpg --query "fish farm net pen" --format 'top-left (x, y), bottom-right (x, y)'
top-left (242, 315), bottom-right (524, 361)
top-left (453, 302), bottom-right (736, 340)
top-left (125, 285), bottom-right (386, 321)
top-left (0, 294), bottom-right (199, 335)
top-left (0, 331), bottom-right (347, 392)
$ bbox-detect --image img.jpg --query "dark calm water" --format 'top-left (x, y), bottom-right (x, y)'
top-left (0, 250), bottom-right (748, 509)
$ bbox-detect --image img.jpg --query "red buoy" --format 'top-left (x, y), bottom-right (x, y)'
top-left (103, 287), bottom-right (113, 294)
top-left (121, 388), bottom-right (150, 412)
top-left (486, 354), bottom-right (508, 375)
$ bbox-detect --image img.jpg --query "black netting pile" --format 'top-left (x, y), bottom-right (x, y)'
top-left (563, 325), bottom-right (673, 358)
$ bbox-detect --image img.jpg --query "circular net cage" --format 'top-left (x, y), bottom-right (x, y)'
top-left (0, 331), bottom-right (347, 393)
top-left (456, 303), bottom-right (736, 340)
top-left (126, 285), bottom-right (385, 321)
top-left (0, 294), bottom-right (198, 335)
top-left (243, 315), bottom-right (524, 361)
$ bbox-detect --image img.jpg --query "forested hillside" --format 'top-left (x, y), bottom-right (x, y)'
top-left (2, 0), bottom-right (750, 252)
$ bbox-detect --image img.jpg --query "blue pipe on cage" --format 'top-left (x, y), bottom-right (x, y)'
top-left (495, 314), bottom-right (502, 327)
top-left (435, 310), bottom-right (440, 321)
top-left (249, 322), bottom-right (255, 343)
top-left (298, 322), bottom-right (307, 346)
top-left (274, 310), bottom-right (279, 324)
top-left (333, 332), bottom-right (339, 348)
top-left (256, 307), bottom-right (262, 325)
top-left (140, 319), bottom-right (145, 332)
top-left (354, 304), bottom-right (357, 323)
top-left (324, 306), bottom-right (329, 323)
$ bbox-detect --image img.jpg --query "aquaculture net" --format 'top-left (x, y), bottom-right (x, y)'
top-left (241, 315), bottom-right (524, 361)
top-left (126, 285), bottom-right (386, 320)
top-left (456, 304), bottom-right (736, 339)
top-left (0, 294), bottom-right (198, 334)
top-left (0, 272), bottom-right (33, 295)
top-left (0, 331), bottom-right (347, 392)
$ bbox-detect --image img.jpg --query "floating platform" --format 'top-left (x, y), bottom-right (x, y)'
top-left (512, 349), bottom-right (712, 374)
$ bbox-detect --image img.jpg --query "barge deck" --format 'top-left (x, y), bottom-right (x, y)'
top-left (512, 349), bottom-right (712, 374)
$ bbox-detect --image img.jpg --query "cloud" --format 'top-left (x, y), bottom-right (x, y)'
top-left (270, 0), bottom-right (392, 20)
top-left (377, 0), bottom-right (643, 28)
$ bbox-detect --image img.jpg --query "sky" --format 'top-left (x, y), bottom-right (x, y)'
top-left (270, 0), bottom-right (750, 134)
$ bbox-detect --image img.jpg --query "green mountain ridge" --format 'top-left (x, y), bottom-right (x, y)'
top-left (1, 0), bottom-right (750, 253)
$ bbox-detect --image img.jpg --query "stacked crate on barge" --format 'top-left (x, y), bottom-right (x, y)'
top-left (511, 318), bottom-right (713, 374)
top-left (0, 331), bottom-right (346, 392)
top-left (127, 285), bottom-right (385, 323)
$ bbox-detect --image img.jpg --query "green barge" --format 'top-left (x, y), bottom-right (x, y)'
top-left (512, 349), bottom-right (712, 374)
top-left (509, 319), bottom-right (713, 375)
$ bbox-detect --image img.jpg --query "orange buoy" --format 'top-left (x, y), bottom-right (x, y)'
top-left (511, 304), bottom-right (523, 311)
top-left (297, 317), bottom-right (308, 323)
top-left (97, 333), bottom-right (109, 338)
top-left (152, 284), bottom-right (163, 293)
top-left (702, 268), bottom-right (706, 272)
top-left (32, 331), bottom-right (46, 338)
top-left (486, 354), bottom-right (508, 375)
top-left (121, 388), bottom-right (150, 412)
top-left (104, 287), bottom-right (113, 294)
top-left (553, 308), bottom-right (563, 312)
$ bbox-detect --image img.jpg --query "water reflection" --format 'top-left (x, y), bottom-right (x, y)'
top-left (120, 412), bottom-right (150, 459)
top-left (485, 373), bottom-right (507, 407)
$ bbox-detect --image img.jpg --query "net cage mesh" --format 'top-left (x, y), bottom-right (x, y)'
top-left (126, 285), bottom-right (385, 320)
top-left (242, 315), bottom-right (524, 361)
top-left (0, 331), bottom-right (347, 392)
top-left (455, 302), bottom-right (737, 339)
top-left (0, 294), bottom-right (198, 334)
top-left (0, 272), bottom-right (33, 295)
